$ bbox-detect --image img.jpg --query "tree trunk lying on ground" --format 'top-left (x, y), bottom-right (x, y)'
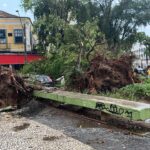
top-left (0, 66), bottom-right (33, 109)
top-left (68, 54), bottom-right (140, 94)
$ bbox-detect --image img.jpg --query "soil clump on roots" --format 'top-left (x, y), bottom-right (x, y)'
top-left (68, 54), bottom-right (140, 94)
top-left (0, 66), bottom-right (33, 109)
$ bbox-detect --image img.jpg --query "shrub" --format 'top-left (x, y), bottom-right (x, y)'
top-left (21, 57), bottom-right (66, 79)
top-left (144, 78), bottom-right (150, 84)
top-left (105, 83), bottom-right (150, 101)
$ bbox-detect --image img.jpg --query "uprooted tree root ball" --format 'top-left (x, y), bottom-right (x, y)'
top-left (0, 66), bottom-right (33, 109)
top-left (67, 54), bottom-right (140, 94)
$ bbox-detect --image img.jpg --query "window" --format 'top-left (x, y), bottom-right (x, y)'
top-left (0, 29), bottom-right (6, 44)
top-left (14, 29), bottom-right (23, 43)
top-left (8, 33), bottom-right (12, 37)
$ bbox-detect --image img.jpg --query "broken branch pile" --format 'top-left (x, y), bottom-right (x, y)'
top-left (68, 54), bottom-right (140, 94)
top-left (0, 66), bottom-right (33, 109)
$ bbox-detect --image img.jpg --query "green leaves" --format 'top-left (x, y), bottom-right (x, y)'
top-left (21, 0), bottom-right (150, 53)
top-left (104, 82), bottom-right (150, 101)
top-left (21, 0), bottom-right (150, 81)
top-left (97, 0), bottom-right (150, 51)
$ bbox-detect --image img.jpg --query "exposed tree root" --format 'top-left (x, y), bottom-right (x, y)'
top-left (68, 54), bottom-right (140, 94)
top-left (0, 66), bottom-right (33, 109)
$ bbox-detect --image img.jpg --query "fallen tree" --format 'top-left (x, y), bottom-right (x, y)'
top-left (67, 54), bottom-right (140, 94)
top-left (0, 66), bottom-right (33, 109)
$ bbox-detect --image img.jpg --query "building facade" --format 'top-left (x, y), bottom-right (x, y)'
top-left (131, 43), bottom-right (150, 68)
top-left (0, 10), bottom-right (33, 53)
top-left (0, 11), bottom-right (43, 65)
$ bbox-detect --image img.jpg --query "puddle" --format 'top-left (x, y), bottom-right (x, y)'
top-left (13, 123), bottom-right (30, 132)
top-left (86, 139), bottom-right (105, 145)
top-left (43, 136), bottom-right (61, 141)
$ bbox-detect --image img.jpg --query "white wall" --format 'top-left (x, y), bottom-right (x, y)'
top-left (131, 43), bottom-right (150, 68)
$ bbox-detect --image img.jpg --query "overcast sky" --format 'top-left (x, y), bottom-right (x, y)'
top-left (0, 0), bottom-right (34, 20)
top-left (0, 0), bottom-right (150, 36)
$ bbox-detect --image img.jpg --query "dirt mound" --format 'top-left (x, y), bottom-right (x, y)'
top-left (0, 66), bottom-right (33, 109)
top-left (68, 54), bottom-right (140, 94)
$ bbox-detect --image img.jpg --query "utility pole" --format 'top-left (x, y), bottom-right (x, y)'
top-left (16, 10), bottom-right (27, 64)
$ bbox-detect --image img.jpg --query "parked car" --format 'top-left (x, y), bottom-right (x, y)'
top-left (134, 66), bottom-right (145, 74)
top-left (35, 75), bottom-right (54, 87)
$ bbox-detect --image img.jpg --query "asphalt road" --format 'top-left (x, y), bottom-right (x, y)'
top-left (0, 100), bottom-right (150, 150)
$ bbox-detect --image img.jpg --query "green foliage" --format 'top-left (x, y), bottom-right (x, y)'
top-left (104, 83), bottom-right (150, 101)
top-left (23, 0), bottom-right (105, 69)
top-left (21, 0), bottom-right (150, 92)
top-left (143, 78), bottom-right (150, 84)
top-left (22, 0), bottom-right (150, 53)
top-left (21, 63), bottom-right (35, 74)
top-left (32, 16), bottom-right (103, 73)
top-left (22, 56), bottom-right (66, 79)
top-left (33, 15), bottom-right (66, 51)
top-left (22, 46), bottom-right (89, 79)
top-left (64, 67), bottom-right (81, 88)
top-left (97, 0), bottom-right (150, 52)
